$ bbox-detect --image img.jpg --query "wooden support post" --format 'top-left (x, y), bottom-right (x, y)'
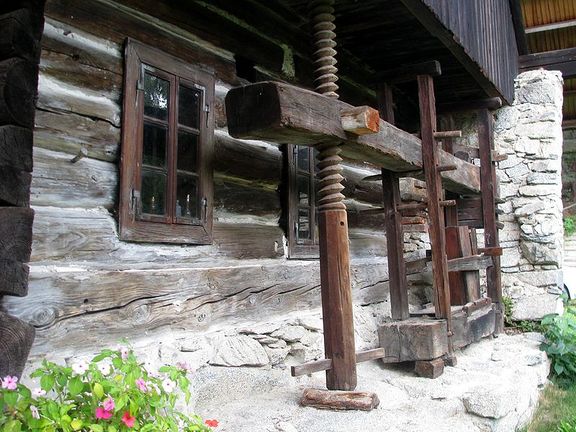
top-left (378, 83), bottom-right (409, 320)
top-left (417, 75), bottom-right (453, 342)
top-left (478, 108), bottom-right (503, 334)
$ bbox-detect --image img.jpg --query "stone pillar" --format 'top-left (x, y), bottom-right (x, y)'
top-left (494, 70), bottom-right (564, 320)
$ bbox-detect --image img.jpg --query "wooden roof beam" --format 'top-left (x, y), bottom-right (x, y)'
top-left (225, 81), bottom-right (481, 195)
top-left (525, 19), bottom-right (576, 34)
top-left (520, 47), bottom-right (576, 78)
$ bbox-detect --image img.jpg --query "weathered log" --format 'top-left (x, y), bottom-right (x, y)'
top-left (0, 207), bottom-right (34, 262)
top-left (0, 259), bottom-right (29, 297)
top-left (4, 259), bottom-right (392, 354)
top-left (0, 9), bottom-right (41, 62)
top-left (0, 125), bottom-right (33, 171)
top-left (0, 165), bottom-right (31, 206)
top-left (226, 81), bottom-right (481, 194)
top-left (300, 388), bottom-right (380, 411)
top-left (0, 311), bottom-right (35, 378)
top-left (0, 58), bottom-right (38, 128)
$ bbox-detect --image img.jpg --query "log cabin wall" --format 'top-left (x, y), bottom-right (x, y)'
top-left (2, 0), bottom-right (428, 360)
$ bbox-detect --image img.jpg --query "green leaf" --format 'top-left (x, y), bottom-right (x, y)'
top-left (71, 418), bottom-right (83, 431)
top-left (108, 426), bottom-right (118, 432)
top-left (554, 362), bottom-right (565, 375)
top-left (69, 377), bottom-right (84, 396)
top-left (90, 425), bottom-right (104, 432)
top-left (3, 391), bottom-right (18, 407)
top-left (4, 419), bottom-right (23, 432)
top-left (93, 382), bottom-right (104, 399)
top-left (40, 374), bottom-right (55, 392)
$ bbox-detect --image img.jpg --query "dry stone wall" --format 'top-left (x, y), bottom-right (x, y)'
top-left (494, 70), bottom-right (564, 320)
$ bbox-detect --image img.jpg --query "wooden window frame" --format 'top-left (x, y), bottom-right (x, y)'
top-left (119, 39), bottom-right (214, 244)
top-left (287, 144), bottom-right (319, 259)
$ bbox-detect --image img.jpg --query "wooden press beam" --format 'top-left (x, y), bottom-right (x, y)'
top-left (378, 83), bottom-right (409, 321)
top-left (417, 74), bottom-right (452, 335)
top-left (519, 47), bottom-right (576, 79)
top-left (225, 81), bottom-right (481, 195)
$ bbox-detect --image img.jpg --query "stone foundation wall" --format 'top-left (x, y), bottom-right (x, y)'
top-left (494, 70), bottom-right (564, 320)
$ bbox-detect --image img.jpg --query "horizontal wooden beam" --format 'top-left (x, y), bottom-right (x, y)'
top-left (525, 19), bottom-right (576, 34)
top-left (519, 47), bottom-right (576, 78)
top-left (438, 97), bottom-right (503, 114)
top-left (226, 81), bottom-right (481, 194)
top-left (447, 255), bottom-right (493, 273)
top-left (375, 60), bottom-right (441, 84)
top-left (290, 348), bottom-right (386, 377)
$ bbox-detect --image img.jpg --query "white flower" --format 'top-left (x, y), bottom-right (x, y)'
top-left (32, 388), bottom-right (46, 397)
top-left (98, 363), bottom-right (111, 375)
top-left (72, 360), bottom-right (89, 375)
top-left (30, 405), bottom-right (40, 419)
top-left (162, 378), bottom-right (176, 393)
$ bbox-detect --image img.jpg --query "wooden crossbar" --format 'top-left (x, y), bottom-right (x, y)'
top-left (291, 348), bottom-right (387, 377)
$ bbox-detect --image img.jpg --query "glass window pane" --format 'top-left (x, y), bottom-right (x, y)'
top-left (143, 123), bottom-right (167, 168)
top-left (297, 146), bottom-right (310, 172)
top-left (176, 174), bottom-right (198, 220)
top-left (297, 175), bottom-right (310, 206)
top-left (141, 170), bottom-right (166, 216)
top-left (297, 208), bottom-right (311, 242)
top-left (177, 130), bottom-right (198, 173)
top-left (144, 73), bottom-right (169, 120)
top-left (179, 85), bottom-right (201, 129)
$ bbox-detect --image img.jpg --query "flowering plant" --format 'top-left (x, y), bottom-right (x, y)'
top-left (0, 347), bottom-right (218, 431)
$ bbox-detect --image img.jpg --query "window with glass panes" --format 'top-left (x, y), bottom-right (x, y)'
top-left (119, 40), bottom-right (214, 244)
top-left (287, 144), bottom-right (319, 258)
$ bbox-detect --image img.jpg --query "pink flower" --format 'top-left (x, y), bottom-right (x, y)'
top-left (95, 407), bottom-right (112, 420)
top-left (32, 388), bottom-right (46, 397)
top-left (205, 419), bottom-right (219, 428)
top-left (30, 405), bottom-right (40, 420)
top-left (121, 411), bottom-right (136, 428)
top-left (98, 363), bottom-right (111, 375)
top-left (135, 378), bottom-right (148, 392)
top-left (176, 361), bottom-right (190, 372)
top-left (102, 397), bottom-right (115, 412)
top-left (1, 376), bottom-right (18, 390)
top-left (120, 347), bottom-right (130, 360)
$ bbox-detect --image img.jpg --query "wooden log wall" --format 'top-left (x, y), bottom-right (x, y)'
top-left (2, 0), bottom-right (429, 358)
top-left (0, 0), bottom-right (45, 378)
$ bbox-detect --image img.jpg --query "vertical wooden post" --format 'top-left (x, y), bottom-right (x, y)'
top-left (378, 83), bottom-right (409, 320)
top-left (310, 0), bottom-right (356, 390)
top-left (478, 108), bottom-right (503, 333)
top-left (417, 75), bottom-right (453, 337)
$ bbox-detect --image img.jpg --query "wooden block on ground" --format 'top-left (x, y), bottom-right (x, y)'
top-left (451, 304), bottom-right (496, 350)
top-left (378, 318), bottom-right (448, 362)
top-left (0, 259), bottom-right (29, 296)
top-left (0, 311), bottom-right (35, 378)
top-left (415, 358), bottom-right (444, 378)
top-left (443, 353), bottom-right (458, 367)
top-left (300, 388), bottom-right (380, 411)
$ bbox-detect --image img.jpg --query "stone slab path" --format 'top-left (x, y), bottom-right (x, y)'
top-left (190, 333), bottom-right (549, 432)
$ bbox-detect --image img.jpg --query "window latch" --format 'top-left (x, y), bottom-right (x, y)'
top-left (204, 104), bottom-right (210, 127)
top-left (131, 188), bottom-right (141, 220)
top-left (137, 64), bottom-right (145, 91)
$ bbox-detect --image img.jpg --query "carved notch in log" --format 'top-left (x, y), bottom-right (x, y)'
top-left (0, 311), bottom-right (35, 378)
top-left (0, 207), bottom-right (34, 262)
top-left (0, 125), bottom-right (33, 172)
top-left (0, 258), bottom-right (29, 297)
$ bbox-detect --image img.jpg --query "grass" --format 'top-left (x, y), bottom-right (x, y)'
top-left (521, 384), bottom-right (576, 432)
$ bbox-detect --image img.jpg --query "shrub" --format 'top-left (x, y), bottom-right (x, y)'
top-left (564, 215), bottom-right (576, 237)
top-left (541, 302), bottom-right (576, 387)
top-left (0, 346), bottom-right (218, 431)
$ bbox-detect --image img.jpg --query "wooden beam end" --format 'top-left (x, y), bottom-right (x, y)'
top-left (341, 106), bottom-right (380, 135)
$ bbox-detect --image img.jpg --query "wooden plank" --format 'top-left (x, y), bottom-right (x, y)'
top-left (225, 82), bottom-right (481, 194)
top-left (447, 255), bottom-right (493, 273)
top-left (417, 74), bottom-right (451, 324)
top-left (519, 47), bottom-right (576, 78)
top-left (375, 60), bottom-right (441, 84)
top-left (0, 259), bottom-right (29, 297)
top-left (0, 125), bottom-right (33, 172)
top-left (0, 9), bottom-right (41, 62)
top-left (445, 227), bottom-right (467, 306)
top-left (0, 207), bottom-right (34, 262)
top-left (0, 312), bottom-right (35, 378)
top-left (0, 165), bottom-right (31, 207)
top-left (478, 108), bottom-right (502, 333)
top-left (0, 58), bottom-right (37, 128)
top-left (300, 388), bottom-right (380, 411)
top-left (318, 210), bottom-right (357, 391)
top-left (525, 19), bottom-right (576, 34)
top-left (378, 83), bottom-right (409, 321)
top-left (290, 348), bottom-right (386, 377)
top-left (508, 0), bottom-right (528, 55)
